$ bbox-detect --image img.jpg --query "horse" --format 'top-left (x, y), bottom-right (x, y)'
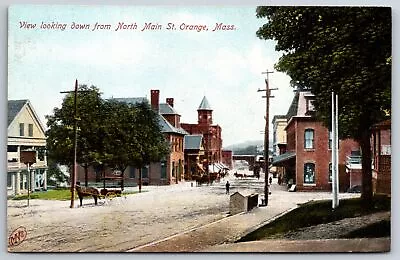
top-left (75, 184), bottom-right (100, 206)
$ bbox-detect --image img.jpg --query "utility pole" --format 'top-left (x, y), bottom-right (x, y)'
top-left (258, 70), bottom-right (278, 206)
top-left (60, 79), bottom-right (91, 208)
top-left (61, 79), bottom-right (78, 208)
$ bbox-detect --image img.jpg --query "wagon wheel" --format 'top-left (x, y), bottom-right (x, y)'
top-left (105, 192), bottom-right (117, 204)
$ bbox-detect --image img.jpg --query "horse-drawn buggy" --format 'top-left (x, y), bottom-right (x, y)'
top-left (75, 171), bottom-right (124, 206)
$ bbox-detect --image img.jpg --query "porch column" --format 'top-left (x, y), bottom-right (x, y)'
top-left (43, 169), bottom-right (47, 190)
top-left (15, 171), bottom-right (21, 195)
top-left (11, 173), bottom-right (16, 195)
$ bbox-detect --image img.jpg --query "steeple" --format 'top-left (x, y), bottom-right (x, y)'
top-left (197, 96), bottom-right (213, 125)
top-left (198, 96), bottom-right (213, 111)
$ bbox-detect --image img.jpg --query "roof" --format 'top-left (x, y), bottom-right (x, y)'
top-left (372, 119), bottom-right (391, 130)
top-left (159, 103), bottom-right (179, 115)
top-left (8, 99), bottom-right (28, 126)
top-left (271, 152), bottom-right (296, 166)
top-left (184, 135), bottom-right (203, 150)
top-left (231, 190), bottom-right (258, 197)
top-left (198, 96), bottom-right (212, 111)
top-left (158, 115), bottom-right (188, 135)
top-left (286, 92), bottom-right (300, 120)
top-left (272, 115), bottom-right (287, 124)
top-left (111, 97), bottom-right (148, 105)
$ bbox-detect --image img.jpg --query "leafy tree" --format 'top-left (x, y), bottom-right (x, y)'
top-left (256, 7), bottom-right (391, 205)
top-left (46, 88), bottom-right (169, 192)
top-left (128, 102), bottom-right (170, 192)
top-left (46, 85), bottom-right (103, 186)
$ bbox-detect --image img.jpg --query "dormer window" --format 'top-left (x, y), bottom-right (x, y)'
top-left (306, 98), bottom-right (315, 112)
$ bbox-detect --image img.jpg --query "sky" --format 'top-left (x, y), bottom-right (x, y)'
top-left (9, 5), bottom-right (301, 147)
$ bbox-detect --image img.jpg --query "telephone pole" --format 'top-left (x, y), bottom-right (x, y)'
top-left (60, 79), bottom-right (92, 208)
top-left (61, 79), bottom-right (78, 208)
top-left (258, 70), bottom-right (278, 206)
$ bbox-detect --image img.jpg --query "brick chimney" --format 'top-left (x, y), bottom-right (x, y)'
top-left (166, 98), bottom-right (174, 107)
top-left (150, 89), bottom-right (160, 112)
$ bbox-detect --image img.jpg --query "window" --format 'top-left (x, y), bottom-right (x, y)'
top-left (161, 161), bottom-right (167, 179)
top-left (307, 99), bottom-right (315, 111)
top-left (7, 145), bottom-right (18, 152)
top-left (304, 129), bottom-right (314, 149)
top-left (329, 131), bottom-right (332, 149)
top-left (329, 163), bottom-right (332, 183)
top-left (19, 123), bottom-right (24, 136)
top-left (142, 167), bottom-right (148, 178)
top-left (129, 167), bottom-right (135, 178)
top-left (28, 124), bottom-right (33, 137)
top-left (304, 163), bottom-right (315, 184)
top-left (7, 173), bottom-right (12, 188)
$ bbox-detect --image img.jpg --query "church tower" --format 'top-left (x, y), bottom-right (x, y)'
top-left (197, 96), bottom-right (213, 125)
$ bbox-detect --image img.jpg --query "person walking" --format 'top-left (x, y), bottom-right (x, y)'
top-left (225, 181), bottom-right (230, 194)
top-left (269, 176), bottom-right (272, 185)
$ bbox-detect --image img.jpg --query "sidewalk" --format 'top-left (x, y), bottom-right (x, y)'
top-left (205, 238), bottom-right (390, 252)
top-left (128, 189), bottom-right (385, 253)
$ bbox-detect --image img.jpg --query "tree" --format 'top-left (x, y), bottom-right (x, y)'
top-left (128, 102), bottom-right (170, 192)
top-left (46, 85), bottom-right (103, 186)
top-left (256, 7), bottom-right (391, 205)
top-left (46, 89), bottom-right (170, 192)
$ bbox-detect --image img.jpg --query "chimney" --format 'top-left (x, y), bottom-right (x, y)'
top-left (150, 89), bottom-right (160, 112)
top-left (166, 98), bottom-right (174, 107)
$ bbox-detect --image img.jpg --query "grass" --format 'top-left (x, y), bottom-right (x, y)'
top-left (238, 195), bottom-right (391, 242)
top-left (342, 220), bottom-right (391, 238)
top-left (10, 188), bottom-right (143, 201)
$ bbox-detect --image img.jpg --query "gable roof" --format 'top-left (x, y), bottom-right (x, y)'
top-left (184, 135), bottom-right (203, 150)
top-left (8, 99), bottom-right (47, 134)
top-left (8, 99), bottom-right (28, 126)
top-left (159, 103), bottom-right (179, 115)
top-left (198, 96), bottom-right (212, 111)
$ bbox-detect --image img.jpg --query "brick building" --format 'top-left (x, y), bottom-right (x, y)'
top-left (272, 91), bottom-right (360, 192)
top-left (371, 119), bottom-right (391, 195)
top-left (77, 90), bottom-right (188, 186)
top-left (221, 150), bottom-right (233, 170)
top-left (181, 96), bottom-right (223, 173)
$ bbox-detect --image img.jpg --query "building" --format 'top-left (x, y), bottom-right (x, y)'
top-left (76, 90), bottom-right (188, 186)
top-left (184, 134), bottom-right (205, 180)
top-left (7, 100), bottom-right (48, 196)
top-left (181, 96), bottom-right (223, 174)
top-left (221, 150), bottom-right (233, 169)
top-left (371, 119), bottom-right (391, 195)
top-left (272, 115), bottom-right (287, 156)
top-left (272, 115), bottom-right (287, 180)
top-left (271, 91), bottom-right (359, 191)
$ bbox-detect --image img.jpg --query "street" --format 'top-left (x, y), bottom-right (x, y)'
top-left (7, 168), bottom-right (358, 252)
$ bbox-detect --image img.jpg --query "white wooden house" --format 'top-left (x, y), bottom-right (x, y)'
top-left (7, 100), bottom-right (48, 196)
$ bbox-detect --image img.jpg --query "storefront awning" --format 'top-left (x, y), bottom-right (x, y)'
top-left (271, 152), bottom-right (296, 166)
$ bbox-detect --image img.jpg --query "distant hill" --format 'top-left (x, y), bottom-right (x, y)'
top-left (224, 140), bottom-right (264, 151)
top-left (224, 139), bottom-right (273, 154)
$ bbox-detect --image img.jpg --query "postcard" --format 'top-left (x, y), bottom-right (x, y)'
top-left (7, 4), bottom-right (391, 253)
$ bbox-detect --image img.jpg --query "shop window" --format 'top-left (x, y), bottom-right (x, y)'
top-left (304, 163), bottom-right (315, 184)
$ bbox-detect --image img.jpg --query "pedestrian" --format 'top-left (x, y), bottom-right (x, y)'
top-left (269, 176), bottom-right (272, 185)
top-left (225, 181), bottom-right (230, 194)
